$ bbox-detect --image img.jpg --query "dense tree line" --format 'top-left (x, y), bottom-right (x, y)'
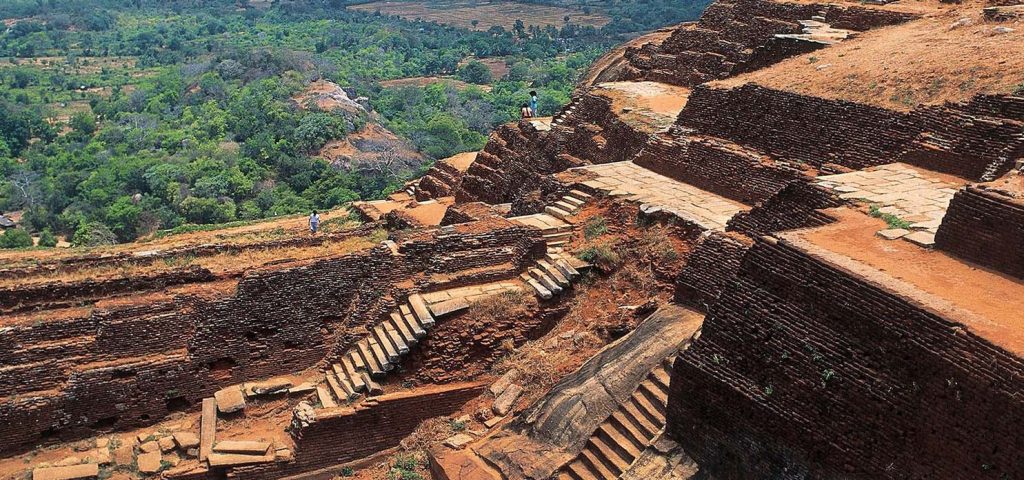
top-left (0, 0), bottom-right (703, 247)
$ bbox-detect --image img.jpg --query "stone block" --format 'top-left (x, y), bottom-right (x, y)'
top-left (136, 452), bottom-right (163, 473)
top-left (489, 369), bottom-right (520, 397)
top-left (206, 453), bottom-right (275, 467)
top-left (492, 384), bottom-right (523, 416)
top-left (138, 441), bottom-right (160, 453)
top-left (32, 464), bottom-right (99, 480)
top-left (157, 436), bottom-right (176, 452)
top-left (213, 440), bottom-right (271, 454)
top-left (876, 228), bottom-right (909, 240)
top-left (173, 432), bottom-right (200, 450)
top-left (215, 386), bottom-right (246, 413)
top-left (112, 443), bottom-right (134, 466)
top-left (904, 231), bottom-right (936, 248)
top-left (444, 434), bottom-right (475, 449)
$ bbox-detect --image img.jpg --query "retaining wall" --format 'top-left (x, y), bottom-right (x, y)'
top-left (935, 185), bottom-right (1024, 279)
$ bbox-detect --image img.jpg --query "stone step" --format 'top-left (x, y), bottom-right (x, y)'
top-left (400, 304), bottom-right (428, 339)
top-left (568, 189), bottom-right (593, 201)
top-left (372, 325), bottom-right (400, 363)
top-left (367, 337), bottom-right (393, 373)
top-left (356, 341), bottom-right (385, 377)
top-left (390, 312), bottom-right (418, 346)
top-left (638, 381), bottom-right (668, 415)
top-left (342, 354), bottom-right (366, 392)
top-left (521, 272), bottom-right (552, 300)
top-left (609, 411), bottom-right (649, 454)
top-left (32, 464), bottom-right (99, 480)
top-left (554, 200), bottom-right (579, 213)
top-left (325, 370), bottom-right (350, 403)
top-left (651, 364), bottom-right (671, 392)
top-left (561, 196), bottom-right (586, 208)
top-left (409, 294), bottom-right (436, 329)
top-left (332, 364), bottom-right (358, 397)
top-left (597, 422), bottom-right (642, 464)
top-left (579, 447), bottom-right (617, 479)
top-left (588, 434), bottom-right (630, 474)
top-left (316, 385), bottom-right (337, 408)
top-left (544, 205), bottom-right (573, 222)
top-left (543, 231), bottom-right (573, 242)
top-left (565, 461), bottom-right (597, 480)
top-left (622, 400), bottom-right (660, 439)
top-left (361, 371), bottom-right (383, 397)
top-left (631, 390), bottom-right (666, 427)
top-left (547, 253), bottom-right (580, 280)
top-left (537, 259), bottom-right (570, 288)
top-left (529, 267), bottom-right (563, 295)
top-left (382, 319), bottom-right (409, 355)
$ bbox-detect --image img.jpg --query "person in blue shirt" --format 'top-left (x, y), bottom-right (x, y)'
top-left (529, 91), bottom-right (538, 116)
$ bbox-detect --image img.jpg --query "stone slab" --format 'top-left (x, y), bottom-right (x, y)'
top-left (876, 228), bottom-right (909, 240)
top-left (904, 231), bottom-right (936, 248)
top-left (206, 453), bottom-right (275, 467)
top-left (489, 369), bottom-right (520, 397)
top-left (214, 386), bottom-right (246, 413)
top-left (136, 451), bottom-right (163, 473)
top-left (212, 440), bottom-right (271, 454)
top-left (32, 464), bottom-right (99, 480)
top-left (492, 384), bottom-right (523, 416)
top-left (200, 397), bottom-right (216, 461)
top-left (444, 434), bottom-right (475, 449)
top-left (173, 432), bottom-right (200, 450)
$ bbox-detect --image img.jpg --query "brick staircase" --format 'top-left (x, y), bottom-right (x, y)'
top-left (559, 357), bottom-right (674, 480)
top-left (316, 294), bottom-right (436, 408)
top-left (545, 189), bottom-right (592, 223)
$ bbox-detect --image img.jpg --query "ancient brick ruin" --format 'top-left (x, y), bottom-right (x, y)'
top-left (4, 0), bottom-right (1024, 478)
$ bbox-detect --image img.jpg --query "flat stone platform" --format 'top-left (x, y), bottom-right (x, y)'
top-left (569, 161), bottom-right (748, 230)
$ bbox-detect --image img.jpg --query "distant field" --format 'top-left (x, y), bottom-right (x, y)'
top-left (349, 0), bottom-right (610, 31)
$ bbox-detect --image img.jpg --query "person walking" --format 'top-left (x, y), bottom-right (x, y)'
top-left (529, 90), bottom-right (539, 116)
top-left (308, 210), bottom-right (320, 235)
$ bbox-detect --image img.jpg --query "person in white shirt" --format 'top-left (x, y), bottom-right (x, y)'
top-left (309, 210), bottom-right (320, 234)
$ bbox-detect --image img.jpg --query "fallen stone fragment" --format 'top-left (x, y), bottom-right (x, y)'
top-left (904, 231), bottom-right (936, 248)
top-left (136, 451), bottom-right (163, 473)
top-left (247, 378), bottom-right (293, 397)
top-left (444, 434), bottom-right (475, 449)
top-left (200, 398), bottom-right (217, 461)
top-left (293, 401), bottom-right (317, 429)
top-left (32, 464), bottom-right (99, 480)
top-left (186, 448), bottom-right (199, 458)
top-left (214, 386), bottom-right (246, 413)
top-left (89, 448), bottom-right (111, 466)
top-left (993, 26), bottom-right (1014, 34)
top-left (206, 453), bottom-right (275, 467)
top-left (55, 457), bottom-right (81, 467)
top-left (173, 432), bottom-right (200, 450)
top-left (876, 228), bottom-right (909, 240)
top-left (213, 440), bottom-right (271, 454)
top-left (483, 416), bottom-right (504, 429)
top-left (274, 447), bottom-right (293, 461)
top-left (112, 443), bottom-right (135, 466)
top-left (492, 384), bottom-right (523, 416)
top-left (489, 369), bottom-right (520, 397)
top-left (288, 382), bottom-right (316, 395)
top-left (139, 441), bottom-right (160, 454)
top-left (157, 436), bottom-right (176, 452)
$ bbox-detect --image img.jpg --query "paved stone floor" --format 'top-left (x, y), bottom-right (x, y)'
top-left (571, 161), bottom-right (747, 230)
top-left (510, 213), bottom-right (570, 232)
top-left (815, 163), bottom-right (963, 246)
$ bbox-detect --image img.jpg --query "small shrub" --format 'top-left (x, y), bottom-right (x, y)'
top-left (37, 228), bottom-right (57, 247)
top-left (576, 243), bottom-right (621, 269)
top-left (449, 418), bottom-right (466, 432)
top-left (387, 454), bottom-right (423, 480)
top-left (340, 466), bottom-right (355, 477)
top-left (808, 56), bottom-right (818, 63)
top-left (0, 228), bottom-right (33, 249)
top-left (583, 216), bottom-right (608, 240)
top-left (868, 205), bottom-right (912, 229)
top-left (369, 228), bottom-right (388, 243)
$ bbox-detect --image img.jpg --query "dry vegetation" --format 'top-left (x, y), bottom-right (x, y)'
top-left (349, 0), bottom-right (610, 31)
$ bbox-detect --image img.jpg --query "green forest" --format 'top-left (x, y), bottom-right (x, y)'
top-left (0, 0), bottom-right (707, 248)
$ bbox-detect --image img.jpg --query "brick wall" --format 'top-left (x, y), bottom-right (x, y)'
top-left (727, 182), bottom-right (844, 237)
top-left (935, 185), bottom-right (1024, 280)
top-left (667, 237), bottom-right (1024, 479)
top-left (230, 383), bottom-right (486, 479)
top-left (633, 131), bottom-right (804, 205)
top-left (0, 222), bottom-right (542, 455)
top-left (674, 231), bottom-right (751, 311)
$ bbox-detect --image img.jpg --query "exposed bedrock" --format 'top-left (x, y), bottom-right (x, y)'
top-left (0, 219), bottom-right (544, 455)
top-left (668, 237), bottom-right (1024, 479)
top-left (476, 305), bottom-right (704, 479)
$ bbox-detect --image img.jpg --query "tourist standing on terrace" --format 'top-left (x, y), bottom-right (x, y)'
top-left (529, 90), bottom-right (539, 116)
top-left (521, 103), bottom-right (533, 119)
top-left (309, 210), bottom-right (320, 235)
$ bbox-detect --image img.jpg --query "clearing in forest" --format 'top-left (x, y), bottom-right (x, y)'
top-left (349, 0), bottom-right (610, 31)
